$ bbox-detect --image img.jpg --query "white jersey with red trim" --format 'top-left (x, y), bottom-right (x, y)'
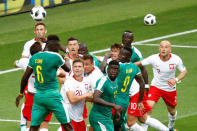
top-left (15, 58), bottom-right (36, 93)
top-left (62, 76), bottom-right (90, 122)
top-left (141, 53), bottom-right (186, 92)
top-left (85, 66), bottom-right (104, 92)
top-left (22, 38), bottom-right (46, 58)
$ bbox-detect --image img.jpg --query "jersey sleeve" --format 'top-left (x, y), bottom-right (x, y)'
top-left (22, 42), bottom-right (31, 57)
top-left (16, 58), bottom-right (29, 71)
top-left (141, 55), bottom-right (154, 66)
top-left (95, 77), bottom-right (106, 93)
top-left (176, 56), bottom-right (186, 72)
top-left (63, 79), bottom-right (74, 92)
top-left (28, 57), bottom-right (34, 69)
top-left (56, 54), bottom-right (65, 68)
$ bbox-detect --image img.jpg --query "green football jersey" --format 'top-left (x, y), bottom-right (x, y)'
top-left (130, 46), bottom-right (143, 63)
top-left (89, 53), bottom-right (100, 68)
top-left (115, 62), bottom-right (140, 104)
top-left (28, 51), bottom-right (64, 93)
top-left (90, 76), bottom-right (118, 119)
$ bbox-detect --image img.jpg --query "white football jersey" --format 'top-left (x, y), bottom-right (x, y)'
top-left (22, 38), bottom-right (46, 58)
top-left (141, 53), bottom-right (186, 91)
top-left (85, 66), bottom-right (104, 92)
top-left (62, 76), bottom-right (90, 122)
top-left (15, 58), bottom-right (36, 93)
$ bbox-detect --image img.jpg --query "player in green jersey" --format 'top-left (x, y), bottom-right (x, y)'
top-left (16, 40), bottom-right (72, 131)
top-left (89, 60), bottom-right (123, 131)
top-left (113, 47), bottom-right (145, 131)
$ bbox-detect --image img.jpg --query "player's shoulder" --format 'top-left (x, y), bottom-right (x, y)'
top-left (132, 46), bottom-right (143, 57)
top-left (171, 53), bottom-right (181, 59)
top-left (24, 38), bottom-right (35, 46)
top-left (45, 51), bottom-right (64, 59)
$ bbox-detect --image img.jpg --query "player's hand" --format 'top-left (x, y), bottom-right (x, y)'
top-left (168, 78), bottom-right (176, 87)
top-left (104, 53), bottom-right (112, 59)
top-left (114, 110), bottom-right (121, 122)
top-left (85, 92), bottom-right (93, 99)
top-left (15, 95), bottom-right (23, 108)
top-left (138, 102), bottom-right (144, 114)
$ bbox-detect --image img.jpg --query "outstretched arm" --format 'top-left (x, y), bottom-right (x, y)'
top-left (135, 74), bottom-right (145, 112)
top-left (16, 66), bottom-right (33, 107)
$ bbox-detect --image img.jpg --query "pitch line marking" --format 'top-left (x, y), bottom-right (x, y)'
top-left (1, 28), bottom-right (197, 75)
top-left (1, 111), bottom-right (197, 125)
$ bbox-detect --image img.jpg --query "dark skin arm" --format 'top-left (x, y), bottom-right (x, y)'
top-left (60, 45), bottom-right (67, 53)
top-left (100, 53), bottom-right (111, 73)
top-left (61, 63), bottom-right (71, 72)
top-left (135, 74), bottom-right (145, 113)
top-left (139, 65), bottom-right (149, 94)
top-left (93, 90), bottom-right (123, 121)
top-left (15, 66), bottom-right (33, 107)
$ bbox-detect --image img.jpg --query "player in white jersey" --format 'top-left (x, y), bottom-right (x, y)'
top-left (83, 55), bottom-right (104, 90)
top-left (60, 59), bottom-right (93, 131)
top-left (135, 40), bottom-right (187, 131)
top-left (100, 43), bottom-right (122, 73)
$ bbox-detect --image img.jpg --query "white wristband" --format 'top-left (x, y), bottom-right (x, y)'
top-left (145, 84), bottom-right (149, 88)
top-left (175, 78), bottom-right (179, 82)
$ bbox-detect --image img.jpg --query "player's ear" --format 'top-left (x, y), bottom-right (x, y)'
top-left (45, 29), bottom-right (47, 34)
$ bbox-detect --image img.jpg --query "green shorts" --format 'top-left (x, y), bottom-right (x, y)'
top-left (31, 91), bottom-right (70, 126)
top-left (89, 111), bottom-right (114, 131)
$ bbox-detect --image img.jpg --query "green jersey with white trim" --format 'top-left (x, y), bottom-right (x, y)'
top-left (131, 46), bottom-right (143, 63)
top-left (28, 51), bottom-right (64, 93)
top-left (115, 62), bottom-right (140, 105)
top-left (90, 76), bottom-right (118, 119)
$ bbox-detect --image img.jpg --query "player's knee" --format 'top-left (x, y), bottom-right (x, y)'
top-left (138, 117), bottom-right (146, 124)
top-left (30, 126), bottom-right (40, 131)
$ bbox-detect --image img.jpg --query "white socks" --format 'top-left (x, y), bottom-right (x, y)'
top-left (168, 111), bottom-right (177, 129)
top-left (145, 116), bottom-right (169, 131)
top-left (125, 123), bottom-right (144, 131)
top-left (40, 128), bottom-right (48, 131)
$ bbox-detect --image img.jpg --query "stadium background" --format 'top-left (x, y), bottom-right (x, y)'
top-left (0, 0), bottom-right (197, 130)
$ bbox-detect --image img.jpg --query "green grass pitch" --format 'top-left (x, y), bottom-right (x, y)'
top-left (0, 0), bottom-right (197, 130)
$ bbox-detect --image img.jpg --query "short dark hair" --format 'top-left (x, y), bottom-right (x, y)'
top-left (67, 37), bottom-right (78, 43)
top-left (35, 22), bottom-right (46, 29)
top-left (73, 59), bottom-right (84, 66)
top-left (46, 40), bottom-right (60, 52)
top-left (30, 42), bottom-right (42, 55)
top-left (123, 47), bottom-right (132, 56)
top-left (108, 60), bottom-right (119, 67)
top-left (47, 34), bottom-right (60, 42)
top-left (83, 55), bottom-right (94, 64)
top-left (111, 43), bottom-right (122, 50)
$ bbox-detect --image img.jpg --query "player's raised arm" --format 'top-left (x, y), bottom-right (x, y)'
top-left (16, 66), bottom-right (33, 107)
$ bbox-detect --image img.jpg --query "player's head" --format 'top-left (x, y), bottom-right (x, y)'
top-left (118, 47), bottom-right (132, 63)
top-left (67, 37), bottom-right (79, 55)
top-left (108, 60), bottom-right (120, 81)
top-left (83, 55), bottom-right (94, 74)
top-left (78, 43), bottom-right (88, 55)
top-left (30, 42), bottom-right (42, 55)
top-left (34, 22), bottom-right (47, 40)
top-left (122, 30), bottom-right (134, 48)
top-left (45, 40), bottom-right (60, 52)
top-left (159, 40), bottom-right (171, 57)
top-left (111, 43), bottom-right (122, 60)
top-left (47, 34), bottom-right (60, 42)
top-left (72, 59), bottom-right (84, 77)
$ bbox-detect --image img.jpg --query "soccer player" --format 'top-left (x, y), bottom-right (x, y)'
top-left (15, 42), bottom-right (53, 131)
top-left (112, 47), bottom-right (145, 131)
top-left (61, 59), bottom-right (93, 131)
top-left (63, 37), bottom-right (80, 68)
top-left (78, 43), bottom-right (100, 68)
top-left (16, 40), bottom-right (72, 131)
top-left (135, 40), bottom-right (187, 131)
top-left (89, 60), bottom-right (123, 131)
top-left (100, 43), bottom-right (122, 73)
top-left (83, 54), bottom-right (104, 91)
